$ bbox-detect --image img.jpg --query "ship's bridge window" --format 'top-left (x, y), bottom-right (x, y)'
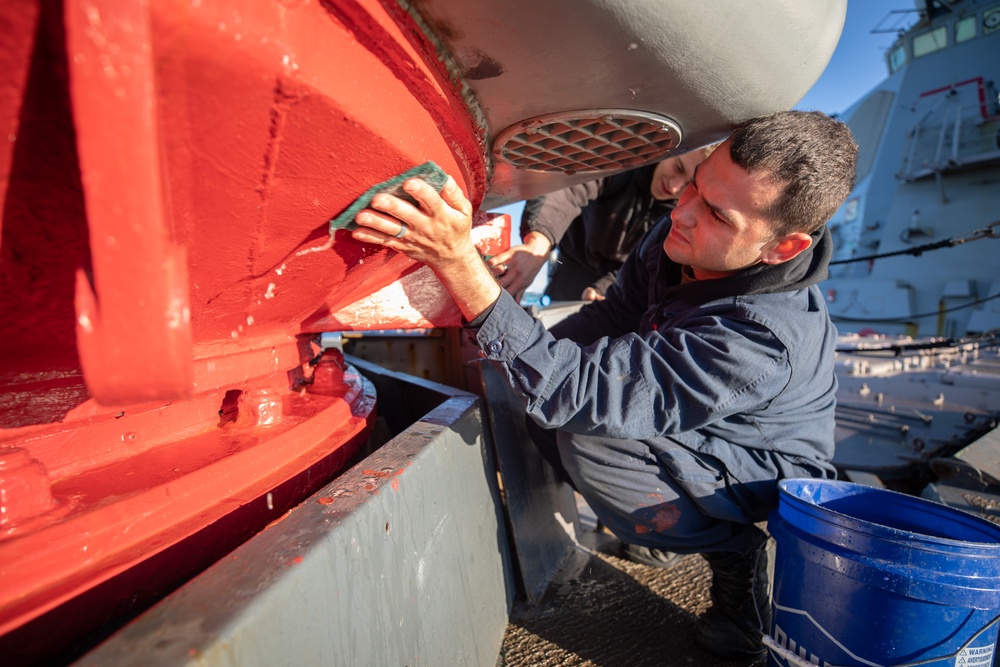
top-left (888, 44), bottom-right (907, 73)
top-left (955, 16), bottom-right (977, 43)
top-left (913, 25), bottom-right (947, 57)
top-left (985, 5), bottom-right (1000, 34)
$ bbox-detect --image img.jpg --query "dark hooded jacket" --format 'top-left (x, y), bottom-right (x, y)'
top-left (522, 165), bottom-right (671, 299)
top-left (469, 216), bottom-right (838, 468)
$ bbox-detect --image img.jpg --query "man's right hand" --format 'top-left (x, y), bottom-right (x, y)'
top-left (351, 175), bottom-right (502, 321)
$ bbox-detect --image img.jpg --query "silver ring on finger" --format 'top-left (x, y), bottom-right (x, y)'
top-left (394, 222), bottom-right (408, 238)
top-left (499, 263), bottom-right (509, 273)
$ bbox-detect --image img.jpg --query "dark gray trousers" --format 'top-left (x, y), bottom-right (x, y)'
top-left (534, 424), bottom-right (832, 554)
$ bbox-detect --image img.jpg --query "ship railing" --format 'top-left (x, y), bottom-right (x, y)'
top-left (899, 85), bottom-right (1000, 182)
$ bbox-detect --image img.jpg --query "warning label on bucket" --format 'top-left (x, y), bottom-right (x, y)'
top-left (957, 644), bottom-right (994, 666)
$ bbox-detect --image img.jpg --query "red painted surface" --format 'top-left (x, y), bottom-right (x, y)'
top-left (0, 349), bottom-right (376, 649)
top-left (0, 3), bottom-right (40, 241)
top-left (0, 0), bottom-right (502, 657)
top-left (60, 0), bottom-right (492, 402)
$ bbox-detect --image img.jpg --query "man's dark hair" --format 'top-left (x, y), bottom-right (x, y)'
top-left (728, 110), bottom-right (858, 236)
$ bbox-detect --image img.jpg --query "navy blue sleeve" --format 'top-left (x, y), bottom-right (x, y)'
top-left (473, 290), bottom-right (792, 440)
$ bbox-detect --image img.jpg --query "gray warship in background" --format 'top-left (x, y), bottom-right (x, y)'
top-left (820, 0), bottom-right (1000, 517)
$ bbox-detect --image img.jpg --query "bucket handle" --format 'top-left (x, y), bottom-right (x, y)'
top-left (764, 610), bottom-right (1000, 667)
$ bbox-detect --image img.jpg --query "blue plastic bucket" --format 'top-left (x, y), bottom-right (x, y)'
top-left (767, 479), bottom-right (1000, 667)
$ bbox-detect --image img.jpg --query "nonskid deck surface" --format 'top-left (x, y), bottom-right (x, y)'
top-left (501, 551), bottom-right (764, 667)
top-left (501, 498), bottom-right (766, 667)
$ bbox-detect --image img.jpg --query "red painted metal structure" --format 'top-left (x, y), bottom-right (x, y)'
top-left (0, 0), bottom-right (507, 658)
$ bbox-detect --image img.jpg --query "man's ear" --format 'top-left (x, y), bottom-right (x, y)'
top-left (760, 232), bottom-right (812, 265)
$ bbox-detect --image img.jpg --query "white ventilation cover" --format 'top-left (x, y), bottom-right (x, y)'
top-left (492, 109), bottom-right (682, 174)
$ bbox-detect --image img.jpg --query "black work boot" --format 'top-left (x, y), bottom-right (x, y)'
top-left (620, 543), bottom-right (684, 569)
top-left (694, 530), bottom-right (771, 659)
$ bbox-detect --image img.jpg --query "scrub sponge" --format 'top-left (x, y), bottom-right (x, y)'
top-left (328, 161), bottom-right (449, 233)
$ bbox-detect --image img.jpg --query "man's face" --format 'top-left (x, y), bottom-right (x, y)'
top-left (663, 141), bottom-right (787, 280)
top-left (650, 151), bottom-right (709, 201)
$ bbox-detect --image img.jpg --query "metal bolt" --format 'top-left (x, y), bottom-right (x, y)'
top-left (309, 348), bottom-right (346, 395)
top-left (237, 388), bottom-right (283, 427)
top-left (0, 447), bottom-right (59, 528)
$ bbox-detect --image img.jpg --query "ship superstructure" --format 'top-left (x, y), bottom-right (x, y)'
top-left (822, 0), bottom-right (1000, 338)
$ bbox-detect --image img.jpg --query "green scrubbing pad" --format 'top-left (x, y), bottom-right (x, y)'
top-left (328, 161), bottom-right (449, 233)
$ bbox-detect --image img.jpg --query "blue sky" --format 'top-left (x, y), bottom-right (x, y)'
top-left (794, 2), bottom-right (917, 115)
